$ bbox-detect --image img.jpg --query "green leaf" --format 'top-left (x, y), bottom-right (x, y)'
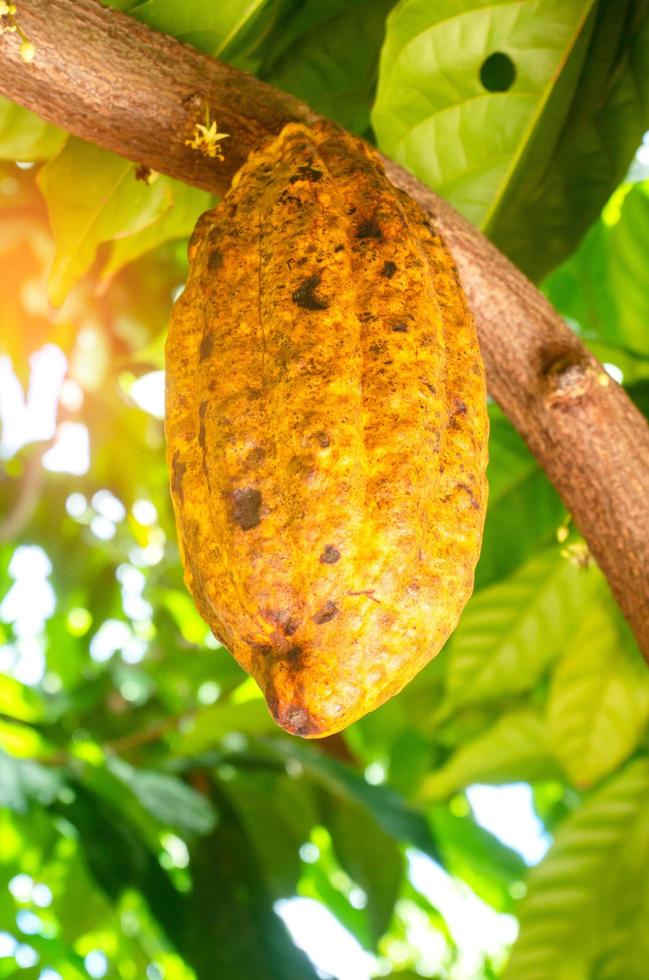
top-left (38, 139), bottom-right (172, 303)
top-left (131, 0), bottom-right (270, 59)
top-left (102, 180), bottom-right (212, 281)
top-left (183, 785), bottom-right (319, 979)
top-left (547, 590), bottom-right (649, 787)
top-left (0, 751), bottom-right (63, 812)
top-left (504, 758), bottom-right (649, 980)
top-left (373, 0), bottom-right (598, 230)
top-left (107, 757), bottom-right (217, 834)
top-left (262, 0), bottom-right (394, 134)
top-left (419, 709), bottom-right (557, 801)
top-left (0, 98), bottom-right (67, 161)
top-left (593, 791), bottom-right (649, 980)
top-left (544, 180), bottom-right (649, 357)
top-left (490, 1), bottom-right (649, 280)
top-left (476, 411), bottom-right (564, 589)
top-left (441, 549), bottom-right (600, 713)
top-left (429, 807), bottom-right (527, 912)
top-left (270, 740), bottom-right (441, 862)
top-left (225, 770), bottom-right (318, 897)
top-left (323, 794), bottom-right (404, 944)
top-left (373, 1), bottom-right (649, 279)
top-left (65, 781), bottom-right (185, 949)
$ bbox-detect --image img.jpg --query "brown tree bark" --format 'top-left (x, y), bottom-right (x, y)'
top-left (1, 0), bottom-right (648, 655)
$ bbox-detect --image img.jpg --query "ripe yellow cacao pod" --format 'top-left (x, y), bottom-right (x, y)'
top-left (165, 121), bottom-right (488, 738)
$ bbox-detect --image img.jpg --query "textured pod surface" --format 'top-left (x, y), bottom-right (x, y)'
top-left (165, 122), bottom-right (488, 737)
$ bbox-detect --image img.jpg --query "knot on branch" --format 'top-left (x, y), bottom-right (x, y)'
top-left (542, 352), bottom-right (599, 408)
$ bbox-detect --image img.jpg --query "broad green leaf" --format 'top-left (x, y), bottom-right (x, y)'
top-left (131, 0), bottom-right (270, 60)
top-left (323, 794), bottom-right (404, 944)
top-left (476, 411), bottom-right (564, 589)
top-left (373, 0), bottom-right (597, 230)
top-left (297, 824), bottom-right (377, 948)
top-left (262, 0), bottom-right (394, 134)
top-left (267, 740), bottom-right (441, 863)
top-left (102, 181), bottom-right (212, 281)
top-left (490, 1), bottom-right (649, 280)
top-left (0, 751), bottom-right (63, 812)
top-left (593, 794), bottom-right (649, 980)
top-left (0, 98), bottom-right (67, 160)
top-left (107, 757), bottom-right (217, 834)
top-left (504, 758), bottom-right (649, 980)
top-left (184, 785), bottom-right (319, 979)
top-left (373, 1), bottom-right (649, 279)
top-left (441, 549), bottom-right (600, 713)
top-left (225, 771), bottom-right (318, 897)
top-left (65, 782), bottom-right (185, 950)
top-left (429, 807), bottom-right (527, 912)
top-left (419, 709), bottom-right (557, 801)
top-left (547, 591), bottom-right (649, 787)
top-left (38, 139), bottom-right (172, 304)
top-left (544, 180), bottom-right (649, 357)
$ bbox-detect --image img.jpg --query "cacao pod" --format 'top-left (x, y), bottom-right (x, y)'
top-left (165, 121), bottom-right (488, 738)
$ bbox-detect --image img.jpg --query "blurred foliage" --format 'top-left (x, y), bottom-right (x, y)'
top-left (0, 2), bottom-right (648, 979)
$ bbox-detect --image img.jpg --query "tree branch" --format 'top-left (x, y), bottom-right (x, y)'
top-left (1, 0), bottom-right (648, 656)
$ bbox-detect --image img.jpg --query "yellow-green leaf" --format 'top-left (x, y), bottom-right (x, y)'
top-left (0, 97), bottom-right (67, 160)
top-left (38, 139), bottom-right (172, 304)
top-left (419, 709), bottom-right (557, 802)
top-left (547, 589), bottom-right (649, 788)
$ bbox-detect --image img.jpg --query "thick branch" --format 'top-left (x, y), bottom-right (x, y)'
top-left (2, 0), bottom-right (649, 655)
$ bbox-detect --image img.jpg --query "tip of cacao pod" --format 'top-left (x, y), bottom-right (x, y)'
top-left (268, 699), bottom-right (325, 739)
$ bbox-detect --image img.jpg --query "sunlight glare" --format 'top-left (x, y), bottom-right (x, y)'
top-left (43, 422), bottom-right (90, 475)
top-left (0, 345), bottom-right (66, 458)
top-left (407, 850), bottom-right (518, 975)
top-left (276, 897), bottom-right (376, 980)
top-left (130, 371), bottom-right (165, 419)
top-left (467, 783), bottom-right (551, 865)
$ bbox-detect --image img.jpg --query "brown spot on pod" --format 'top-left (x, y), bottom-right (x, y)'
top-left (285, 646), bottom-right (303, 666)
top-left (315, 431), bottom-right (330, 448)
top-left (171, 452), bottom-right (186, 502)
top-left (356, 217), bottom-right (382, 240)
top-left (232, 487), bottom-right (262, 530)
top-left (288, 164), bottom-right (323, 184)
top-left (207, 248), bottom-right (223, 271)
top-left (247, 446), bottom-right (266, 467)
top-left (320, 545), bottom-right (340, 564)
top-left (199, 330), bottom-right (215, 362)
top-left (292, 275), bottom-right (328, 311)
top-left (313, 601), bottom-right (339, 624)
top-left (382, 260), bottom-right (397, 278)
top-left (392, 322), bottom-right (408, 333)
top-left (276, 703), bottom-right (321, 737)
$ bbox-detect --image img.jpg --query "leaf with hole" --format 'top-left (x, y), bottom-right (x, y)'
top-left (373, 0), bottom-right (649, 279)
